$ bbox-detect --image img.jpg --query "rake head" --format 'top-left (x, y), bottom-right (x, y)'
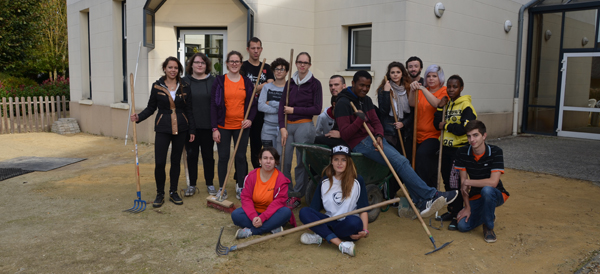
top-left (123, 192), bottom-right (147, 213)
top-left (215, 227), bottom-right (238, 256)
top-left (425, 237), bottom-right (453, 255)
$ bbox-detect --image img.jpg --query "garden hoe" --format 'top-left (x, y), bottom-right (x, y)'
top-left (124, 73), bottom-right (147, 213)
top-left (206, 59), bottom-right (266, 213)
top-left (349, 102), bottom-right (452, 255)
top-left (215, 198), bottom-right (400, 255)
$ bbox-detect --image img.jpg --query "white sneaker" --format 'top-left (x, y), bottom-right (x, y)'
top-left (216, 188), bottom-right (227, 200)
top-left (338, 241), bottom-right (355, 256)
top-left (419, 196), bottom-right (446, 218)
top-left (300, 233), bottom-right (322, 245)
top-left (271, 226), bottom-right (283, 234)
top-left (236, 185), bottom-right (242, 200)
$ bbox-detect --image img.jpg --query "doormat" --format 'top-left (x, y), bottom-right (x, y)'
top-left (0, 157), bottom-right (86, 172)
top-left (0, 168), bottom-right (33, 181)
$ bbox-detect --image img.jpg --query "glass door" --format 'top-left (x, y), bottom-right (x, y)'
top-left (557, 52), bottom-right (600, 140)
top-left (178, 29), bottom-right (226, 76)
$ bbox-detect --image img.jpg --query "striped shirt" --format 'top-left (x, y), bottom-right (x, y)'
top-left (454, 144), bottom-right (510, 198)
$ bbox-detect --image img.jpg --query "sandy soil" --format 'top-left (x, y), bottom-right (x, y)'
top-left (1, 132), bottom-right (599, 273)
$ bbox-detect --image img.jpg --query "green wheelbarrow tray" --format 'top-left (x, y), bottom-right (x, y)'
top-left (292, 143), bottom-right (395, 223)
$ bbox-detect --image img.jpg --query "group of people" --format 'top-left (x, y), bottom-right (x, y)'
top-left (130, 37), bottom-right (510, 256)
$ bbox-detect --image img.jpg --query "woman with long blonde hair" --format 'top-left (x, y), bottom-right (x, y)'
top-left (298, 145), bottom-right (369, 257)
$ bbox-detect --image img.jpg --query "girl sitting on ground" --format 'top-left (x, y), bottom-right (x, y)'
top-left (298, 145), bottom-right (369, 257)
top-left (231, 147), bottom-right (292, 238)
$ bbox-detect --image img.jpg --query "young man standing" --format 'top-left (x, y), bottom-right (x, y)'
top-left (334, 70), bottom-right (458, 218)
top-left (405, 56), bottom-right (424, 86)
top-left (242, 37), bottom-right (275, 169)
top-left (454, 120), bottom-right (509, 243)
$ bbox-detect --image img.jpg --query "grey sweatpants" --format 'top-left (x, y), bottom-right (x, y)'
top-left (276, 121), bottom-right (316, 197)
top-left (261, 122), bottom-right (279, 148)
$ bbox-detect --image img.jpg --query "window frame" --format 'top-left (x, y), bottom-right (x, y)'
top-left (347, 25), bottom-right (372, 70)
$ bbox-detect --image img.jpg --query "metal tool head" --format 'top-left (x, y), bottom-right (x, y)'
top-left (429, 217), bottom-right (443, 230)
top-left (215, 227), bottom-right (238, 256)
top-left (425, 240), bottom-right (453, 255)
top-left (123, 199), bottom-right (147, 213)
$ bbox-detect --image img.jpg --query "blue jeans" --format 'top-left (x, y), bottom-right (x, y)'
top-left (231, 207), bottom-right (292, 235)
top-left (457, 186), bottom-right (505, 232)
top-left (352, 136), bottom-right (436, 205)
top-left (299, 207), bottom-right (363, 243)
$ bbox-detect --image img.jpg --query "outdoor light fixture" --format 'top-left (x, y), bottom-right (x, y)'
top-left (504, 20), bottom-right (512, 33)
top-left (545, 30), bottom-right (552, 41)
top-left (582, 37), bottom-right (589, 46)
top-left (434, 3), bottom-right (445, 18)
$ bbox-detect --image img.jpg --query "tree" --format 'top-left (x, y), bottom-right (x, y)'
top-left (34, 0), bottom-right (68, 80)
top-left (0, 0), bottom-right (40, 75)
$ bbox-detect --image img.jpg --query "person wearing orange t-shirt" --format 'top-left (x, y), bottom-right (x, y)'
top-left (409, 64), bottom-right (448, 189)
top-left (232, 147), bottom-right (292, 238)
top-left (453, 120), bottom-right (510, 243)
top-left (211, 51), bottom-right (257, 200)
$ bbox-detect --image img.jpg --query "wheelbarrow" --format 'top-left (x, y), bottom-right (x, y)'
top-left (292, 143), bottom-right (394, 223)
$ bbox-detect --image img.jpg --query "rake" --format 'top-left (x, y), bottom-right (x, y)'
top-left (124, 73), bottom-right (147, 213)
top-left (216, 197), bottom-right (400, 255)
top-left (349, 101), bottom-right (452, 255)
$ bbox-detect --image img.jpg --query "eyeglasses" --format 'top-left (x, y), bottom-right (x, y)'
top-left (296, 61), bottom-right (311, 66)
top-left (274, 68), bottom-right (287, 72)
top-left (227, 60), bottom-right (241, 65)
top-left (193, 61), bottom-right (206, 65)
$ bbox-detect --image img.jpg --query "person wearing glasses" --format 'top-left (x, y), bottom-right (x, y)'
top-left (278, 52), bottom-right (323, 209)
top-left (211, 51), bottom-right (257, 200)
top-left (182, 53), bottom-right (217, 197)
top-left (258, 58), bottom-right (289, 148)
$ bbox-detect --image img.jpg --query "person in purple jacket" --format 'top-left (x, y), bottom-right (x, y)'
top-left (211, 50), bottom-right (257, 200)
top-left (278, 52), bottom-right (323, 209)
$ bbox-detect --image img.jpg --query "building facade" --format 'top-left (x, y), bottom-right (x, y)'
top-left (66, 0), bottom-right (600, 142)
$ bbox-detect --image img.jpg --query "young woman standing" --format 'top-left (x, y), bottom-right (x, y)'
top-left (130, 56), bottom-right (195, 207)
top-left (183, 53), bottom-right (216, 196)
top-left (278, 52), bottom-right (322, 208)
top-left (211, 51), bottom-right (257, 200)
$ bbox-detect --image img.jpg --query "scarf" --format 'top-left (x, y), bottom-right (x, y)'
top-left (389, 81), bottom-right (410, 119)
top-left (292, 70), bottom-right (313, 86)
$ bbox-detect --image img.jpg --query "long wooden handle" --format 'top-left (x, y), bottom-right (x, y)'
top-left (280, 49), bottom-right (294, 170)
top-left (386, 76), bottom-right (407, 157)
top-left (234, 197), bottom-right (401, 250)
top-left (436, 105), bottom-right (447, 191)
top-left (412, 90), bottom-right (418, 170)
top-left (349, 102), bottom-right (434, 238)
top-left (219, 59), bottom-right (266, 198)
top-left (129, 73), bottom-right (141, 193)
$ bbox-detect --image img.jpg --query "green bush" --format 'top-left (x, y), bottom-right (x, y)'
top-left (0, 76), bottom-right (69, 100)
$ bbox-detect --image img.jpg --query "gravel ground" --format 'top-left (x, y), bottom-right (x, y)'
top-left (487, 134), bottom-right (600, 184)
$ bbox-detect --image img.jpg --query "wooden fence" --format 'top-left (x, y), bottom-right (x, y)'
top-left (0, 96), bottom-right (70, 134)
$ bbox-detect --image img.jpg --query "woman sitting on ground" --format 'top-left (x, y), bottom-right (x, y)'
top-left (298, 145), bottom-right (369, 257)
top-left (231, 147), bottom-right (292, 238)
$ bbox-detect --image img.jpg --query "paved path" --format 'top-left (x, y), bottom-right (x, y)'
top-left (487, 134), bottom-right (600, 183)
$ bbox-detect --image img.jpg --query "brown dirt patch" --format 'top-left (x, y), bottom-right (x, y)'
top-left (1, 133), bottom-right (599, 273)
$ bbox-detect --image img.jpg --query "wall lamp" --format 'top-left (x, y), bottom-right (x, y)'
top-left (434, 3), bottom-right (445, 18)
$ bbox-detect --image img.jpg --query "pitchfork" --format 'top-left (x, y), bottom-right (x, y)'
top-left (124, 73), bottom-right (147, 213)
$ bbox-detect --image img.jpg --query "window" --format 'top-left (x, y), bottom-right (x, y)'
top-left (348, 25), bottom-right (372, 69)
top-left (143, 0), bottom-right (166, 49)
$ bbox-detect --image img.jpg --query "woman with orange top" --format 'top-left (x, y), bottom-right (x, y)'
top-left (211, 50), bottom-right (257, 200)
top-left (231, 147), bottom-right (292, 238)
top-left (409, 64), bottom-right (448, 188)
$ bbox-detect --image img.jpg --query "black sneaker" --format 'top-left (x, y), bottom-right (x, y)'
top-left (448, 219), bottom-right (458, 231)
top-left (483, 224), bottom-right (497, 243)
top-left (170, 192), bottom-right (183, 205)
top-left (153, 194), bottom-right (164, 208)
top-left (435, 212), bottom-right (453, 221)
top-left (434, 190), bottom-right (458, 205)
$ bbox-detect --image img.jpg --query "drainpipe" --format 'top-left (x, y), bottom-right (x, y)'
top-left (513, 0), bottom-right (543, 136)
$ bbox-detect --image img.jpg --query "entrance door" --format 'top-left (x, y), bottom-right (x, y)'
top-left (557, 52), bottom-right (600, 140)
top-left (178, 29), bottom-right (227, 76)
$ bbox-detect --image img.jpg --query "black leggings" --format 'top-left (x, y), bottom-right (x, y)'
top-left (155, 131), bottom-right (187, 195)
top-left (217, 128), bottom-right (250, 188)
top-left (185, 128), bottom-right (214, 187)
top-left (249, 112), bottom-right (264, 169)
top-left (415, 138), bottom-right (440, 189)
